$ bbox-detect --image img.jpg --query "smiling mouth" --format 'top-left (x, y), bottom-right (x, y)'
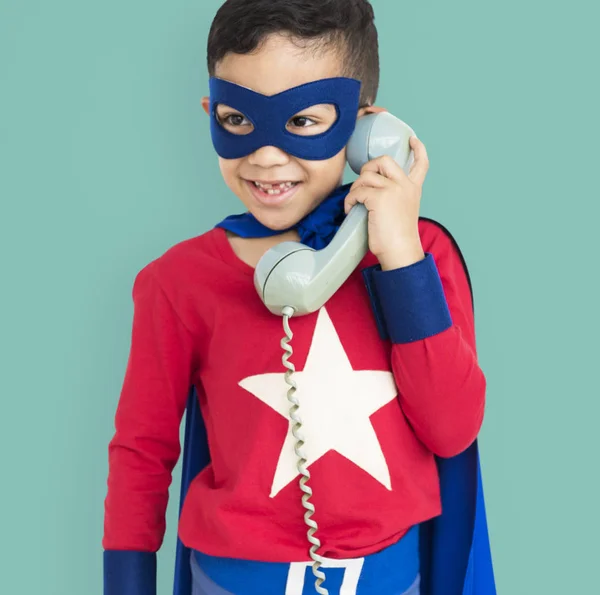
top-left (250, 180), bottom-right (300, 195)
top-left (246, 179), bottom-right (302, 205)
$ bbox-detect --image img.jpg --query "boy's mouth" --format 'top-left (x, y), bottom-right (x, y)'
top-left (251, 180), bottom-right (299, 195)
top-left (246, 179), bottom-right (301, 206)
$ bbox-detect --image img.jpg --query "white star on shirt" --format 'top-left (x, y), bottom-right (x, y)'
top-left (239, 307), bottom-right (398, 498)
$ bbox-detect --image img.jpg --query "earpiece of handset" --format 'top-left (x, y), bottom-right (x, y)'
top-left (346, 111), bottom-right (416, 174)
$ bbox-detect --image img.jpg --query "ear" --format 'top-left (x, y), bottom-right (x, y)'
top-left (357, 105), bottom-right (387, 118)
top-left (201, 96), bottom-right (210, 115)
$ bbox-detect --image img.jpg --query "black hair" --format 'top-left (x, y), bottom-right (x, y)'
top-left (207, 0), bottom-right (380, 106)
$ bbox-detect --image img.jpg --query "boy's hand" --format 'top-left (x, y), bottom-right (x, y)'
top-left (344, 136), bottom-right (429, 270)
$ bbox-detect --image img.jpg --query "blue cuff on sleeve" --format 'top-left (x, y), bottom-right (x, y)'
top-left (104, 550), bottom-right (156, 595)
top-left (362, 265), bottom-right (389, 341)
top-left (362, 253), bottom-right (452, 343)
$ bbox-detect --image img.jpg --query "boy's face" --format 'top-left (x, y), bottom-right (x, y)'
top-left (202, 34), bottom-right (383, 231)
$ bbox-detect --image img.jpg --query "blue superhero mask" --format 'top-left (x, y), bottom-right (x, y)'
top-left (208, 76), bottom-right (361, 161)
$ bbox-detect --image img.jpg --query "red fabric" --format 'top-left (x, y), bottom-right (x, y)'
top-left (103, 219), bottom-right (485, 561)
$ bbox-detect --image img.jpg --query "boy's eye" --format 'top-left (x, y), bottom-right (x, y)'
top-left (216, 108), bottom-right (254, 135)
top-left (286, 105), bottom-right (337, 136)
top-left (289, 116), bottom-right (315, 128)
top-left (222, 113), bottom-right (250, 127)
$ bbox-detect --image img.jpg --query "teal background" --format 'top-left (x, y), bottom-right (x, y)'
top-left (1, 0), bottom-right (598, 593)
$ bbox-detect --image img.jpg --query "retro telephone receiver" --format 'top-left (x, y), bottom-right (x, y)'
top-left (254, 112), bottom-right (415, 595)
top-left (254, 111), bottom-right (416, 316)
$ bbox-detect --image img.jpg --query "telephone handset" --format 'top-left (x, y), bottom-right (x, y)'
top-left (255, 112), bottom-right (416, 595)
top-left (254, 111), bottom-right (416, 316)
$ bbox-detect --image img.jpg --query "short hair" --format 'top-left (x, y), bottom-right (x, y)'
top-left (206, 0), bottom-right (380, 106)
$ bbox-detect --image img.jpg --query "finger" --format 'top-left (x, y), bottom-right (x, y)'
top-left (408, 136), bottom-right (429, 186)
top-left (350, 170), bottom-right (391, 192)
top-left (344, 186), bottom-right (382, 214)
top-left (360, 155), bottom-right (407, 185)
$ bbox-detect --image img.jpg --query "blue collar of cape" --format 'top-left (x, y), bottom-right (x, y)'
top-left (173, 183), bottom-right (497, 595)
top-left (214, 182), bottom-right (353, 250)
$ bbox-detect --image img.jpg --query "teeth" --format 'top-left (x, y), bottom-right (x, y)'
top-left (253, 181), bottom-right (296, 195)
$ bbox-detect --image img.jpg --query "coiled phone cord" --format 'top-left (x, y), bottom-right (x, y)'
top-left (280, 306), bottom-right (329, 595)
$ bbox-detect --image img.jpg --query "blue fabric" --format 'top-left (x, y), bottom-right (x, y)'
top-left (361, 255), bottom-right (453, 343)
top-left (216, 183), bottom-right (352, 250)
top-left (191, 554), bottom-right (421, 595)
top-left (191, 553), bottom-right (232, 595)
top-left (208, 77), bottom-right (361, 161)
top-left (174, 388), bottom-right (212, 595)
top-left (192, 525), bottom-right (419, 595)
top-left (103, 550), bottom-right (156, 595)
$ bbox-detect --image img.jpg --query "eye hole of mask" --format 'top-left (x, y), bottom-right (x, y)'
top-left (215, 104), bottom-right (254, 136)
top-left (215, 103), bottom-right (339, 137)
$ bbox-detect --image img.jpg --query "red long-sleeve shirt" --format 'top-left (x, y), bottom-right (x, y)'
top-left (103, 217), bottom-right (485, 563)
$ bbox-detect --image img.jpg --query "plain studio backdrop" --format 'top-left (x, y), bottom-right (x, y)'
top-left (1, 0), bottom-right (598, 593)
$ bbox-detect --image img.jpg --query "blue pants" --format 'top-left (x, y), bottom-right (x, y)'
top-left (190, 552), bottom-right (421, 595)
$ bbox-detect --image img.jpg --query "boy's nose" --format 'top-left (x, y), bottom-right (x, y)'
top-left (247, 145), bottom-right (290, 168)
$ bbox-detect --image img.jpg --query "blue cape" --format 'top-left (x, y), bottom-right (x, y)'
top-left (172, 188), bottom-right (496, 595)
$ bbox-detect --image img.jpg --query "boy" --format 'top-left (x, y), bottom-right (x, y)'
top-left (103, 1), bottom-right (495, 594)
